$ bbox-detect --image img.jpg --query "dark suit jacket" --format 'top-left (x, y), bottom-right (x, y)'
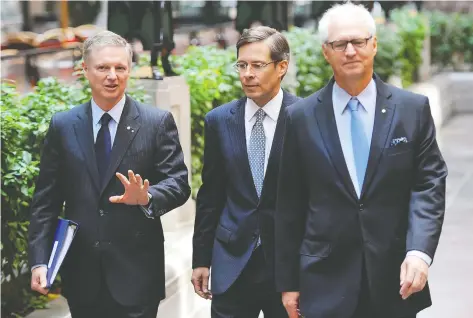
top-left (275, 75), bottom-right (447, 318)
top-left (193, 91), bottom-right (300, 295)
top-left (28, 95), bottom-right (191, 307)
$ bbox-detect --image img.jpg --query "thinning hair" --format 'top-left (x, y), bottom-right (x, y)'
top-left (318, 2), bottom-right (376, 43)
top-left (82, 30), bottom-right (133, 64)
top-left (236, 26), bottom-right (290, 63)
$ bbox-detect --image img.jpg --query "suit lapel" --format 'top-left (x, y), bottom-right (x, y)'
top-left (315, 79), bottom-right (358, 200)
top-left (360, 77), bottom-right (396, 198)
top-left (227, 97), bottom-right (259, 202)
top-left (100, 96), bottom-right (141, 195)
top-left (260, 92), bottom-right (296, 198)
top-left (74, 102), bottom-right (100, 192)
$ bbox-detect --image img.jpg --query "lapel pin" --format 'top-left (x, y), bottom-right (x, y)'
top-left (382, 109), bottom-right (386, 113)
top-left (131, 130), bottom-right (135, 133)
top-left (126, 126), bottom-right (131, 130)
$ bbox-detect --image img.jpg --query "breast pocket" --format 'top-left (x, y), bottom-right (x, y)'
top-left (385, 141), bottom-right (413, 157)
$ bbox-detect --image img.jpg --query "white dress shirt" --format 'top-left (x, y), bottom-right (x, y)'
top-left (244, 88), bottom-right (284, 176)
top-left (332, 80), bottom-right (432, 266)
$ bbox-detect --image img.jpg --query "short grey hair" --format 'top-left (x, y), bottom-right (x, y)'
top-left (82, 30), bottom-right (133, 64)
top-left (318, 2), bottom-right (376, 43)
top-left (236, 26), bottom-right (290, 63)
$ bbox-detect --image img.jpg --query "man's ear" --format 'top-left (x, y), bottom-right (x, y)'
top-left (278, 60), bottom-right (289, 79)
top-left (82, 60), bottom-right (88, 79)
top-left (322, 44), bottom-right (330, 63)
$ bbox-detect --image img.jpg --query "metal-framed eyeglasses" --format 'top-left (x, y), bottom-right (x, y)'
top-left (326, 36), bottom-right (373, 52)
top-left (233, 60), bottom-right (279, 74)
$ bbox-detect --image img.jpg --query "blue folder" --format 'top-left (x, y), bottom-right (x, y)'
top-left (46, 218), bottom-right (79, 288)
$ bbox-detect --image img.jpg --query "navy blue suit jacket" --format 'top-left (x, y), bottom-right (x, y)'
top-left (28, 95), bottom-right (191, 306)
top-left (275, 75), bottom-right (447, 318)
top-left (193, 91), bottom-right (300, 295)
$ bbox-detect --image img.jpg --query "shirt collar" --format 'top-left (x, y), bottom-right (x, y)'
top-left (245, 88), bottom-right (283, 122)
top-left (333, 79), bottom-right (376, 114)
top-left (91, 94), bottom-right (126, 125)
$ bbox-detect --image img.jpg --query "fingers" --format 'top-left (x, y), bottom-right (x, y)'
top-left (135, 174), bottom-right (143, 186)
top-left (135, 175), bottom-right (150, 193)
top-left (286, 307), bottom-right (299, 318)
top-left (109, 195), bottom-right (124, 203)
top-left (400, 262), bottom-right (415, 299)
top-left (191, 274), bottom-right (206, 299)
top-left (31, 269), bottom-right (49, 295)
top-left (282, 292), bottom-right (300, 318)
top-left (116, 172), bottom-right (130, 186)
top-left (128, 170), bottom-right (137, 184)
top-left (400, 260), bottom-right (407, 285)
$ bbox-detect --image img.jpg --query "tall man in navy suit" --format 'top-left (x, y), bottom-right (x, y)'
top-left (275, 3), bottom-right (447, 318)
top-left (192, 26), bottom-right (299, 317)
top-left (29, 31), bottom-right (191, 318)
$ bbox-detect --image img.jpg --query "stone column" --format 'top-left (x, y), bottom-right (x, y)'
top-left (135, 76), bottom-right (195, 232)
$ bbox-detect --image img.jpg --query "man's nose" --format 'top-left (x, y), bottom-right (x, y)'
top-left (242, 67), bottom-right (255, 78)
top-left (107, 69), bottom-right (118, 80)
top-left (345, 43), bottom-right (357, 56)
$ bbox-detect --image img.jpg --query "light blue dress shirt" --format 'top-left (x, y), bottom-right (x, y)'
top-left (332, 80), bottom-right (432, 266)
top-left (91, 95), bottom-right (126, 146)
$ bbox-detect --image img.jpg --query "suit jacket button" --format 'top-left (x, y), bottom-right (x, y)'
top-left (99, 209), bottom-right (105, 216)
top-left (359, 204), bottom-right (364, 211)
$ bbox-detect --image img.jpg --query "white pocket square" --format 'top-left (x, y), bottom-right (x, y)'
top-left (390, 137), bottom-right (408, 147)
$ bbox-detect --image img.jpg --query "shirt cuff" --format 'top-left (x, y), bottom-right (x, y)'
top-left (140, 192), bottom-right (154, 219)
top-left (406, 250), bottom-right (432, 266)
top-left (31, 264), bottom-right (47, 272)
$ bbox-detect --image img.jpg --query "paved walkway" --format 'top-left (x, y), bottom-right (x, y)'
top-left (25, 114), bottom-right (473, 318)
top-left (418, 114), bottom-right (473, 318)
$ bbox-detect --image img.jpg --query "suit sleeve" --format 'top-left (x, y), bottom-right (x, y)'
top-left (407, 98), bottom-right (447, 262)
top-left (147, 112), bottom-right (191, 217)
top-left (275, 109), bottom-right (308, 292)
top-left (28, 115), bottom-right (64, 267)
top-left (192, 115), bottom-right (226, 269)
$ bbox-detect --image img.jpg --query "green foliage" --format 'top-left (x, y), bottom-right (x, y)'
top-left (283, 27), bottom-right (333, 97)
top-left (390, 8), bottom-right (427, 87)
top-left (1, 74), bottom-right (149, 317)
top-left (170, 45), bottom-right (242, 194)
top-left (374, 23), bottom-right (403, 82)
top-left (428, 10), bottom-right (473, 69)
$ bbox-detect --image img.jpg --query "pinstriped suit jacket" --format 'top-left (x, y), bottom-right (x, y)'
top-left (28, 95), bottom-right (191, 307)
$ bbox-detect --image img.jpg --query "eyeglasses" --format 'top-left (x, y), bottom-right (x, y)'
top-left (233, 60), bottom-right (279, 73)
top-left (326, 36), bottom-right (373, 52)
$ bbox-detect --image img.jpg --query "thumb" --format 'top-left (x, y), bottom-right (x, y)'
top-left (109, 195), bottom-right (122, 203)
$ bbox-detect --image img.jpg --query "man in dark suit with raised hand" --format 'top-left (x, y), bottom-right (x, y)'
top-left (192, 26), bottom-right (299, 318)
top-left (275, 3), bottom-right (447, 318)
top-left (29, 30), bottom-right (191, 318)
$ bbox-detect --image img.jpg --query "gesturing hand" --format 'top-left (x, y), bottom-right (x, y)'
top-left (109, 170), bottom-right (150, 205)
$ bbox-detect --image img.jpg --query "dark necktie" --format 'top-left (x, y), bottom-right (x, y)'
top-left (95, 113), bottom-right (112, 182)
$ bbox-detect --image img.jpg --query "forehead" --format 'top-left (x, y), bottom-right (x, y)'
top-left (86, 46), bottom-right (129, 65)
top-left (238, 41), bottom-right (271, 62)
top-left (328, 17), bottom-right (371, 41)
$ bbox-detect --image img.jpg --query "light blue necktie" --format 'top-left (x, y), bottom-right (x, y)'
top-left (248, 108), bottom-right (266, 248)
top-left (348, 98), bottom-right (369, 192)
top-left (248, 108), bottom-right (266, 197)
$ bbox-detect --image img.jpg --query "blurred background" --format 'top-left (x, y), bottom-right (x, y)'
top-left (1, 1), bottom-right (472, 318)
